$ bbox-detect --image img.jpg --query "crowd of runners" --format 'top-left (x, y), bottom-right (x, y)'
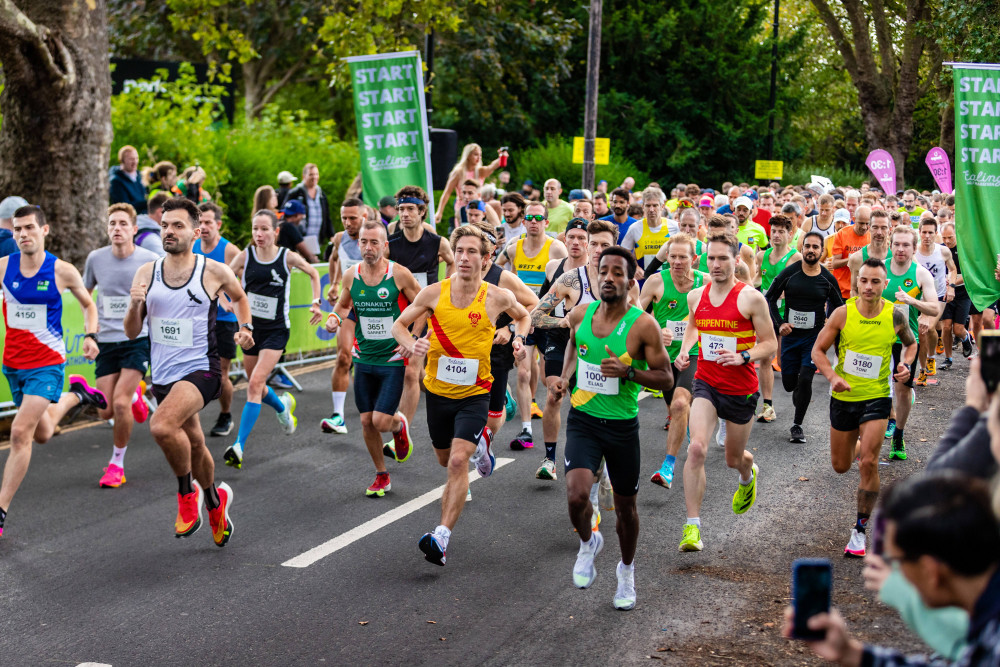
top-left (0, 151), bottom-right (990, 613)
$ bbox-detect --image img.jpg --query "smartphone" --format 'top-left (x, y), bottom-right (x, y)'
top-left (792, 558), bottom-right (832, 640)
top-left (870, 510), bottom-right (885, 556)
top-left (980, 330), bottom-right (1000, 392)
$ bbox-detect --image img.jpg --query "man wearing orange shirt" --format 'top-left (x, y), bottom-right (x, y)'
top-left (825, 205), bottom-right (872, 299)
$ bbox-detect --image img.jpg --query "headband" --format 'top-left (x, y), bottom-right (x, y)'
top-left (397, 196), bottom-right (425, 206)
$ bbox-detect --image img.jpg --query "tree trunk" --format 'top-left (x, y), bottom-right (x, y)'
top-left (0, 1), bottom-right (112, 267)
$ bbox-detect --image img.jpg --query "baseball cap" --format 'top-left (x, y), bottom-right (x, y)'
top-left (377, 196), bottom-right (397, 209)
top-left (283, 200), bottom-right (306, 216)
top-left (277, 170), bottom-right (297, 185)
top-left (568, 189), bottom-right (586, 202)
top-left (522, 179), bottom-right (534, 187)
top-left (833, 209), bottom-right (851, 223)
top-left (0, 196), bottom-right (29, 219)
top-left (565, 217), bottom-right (589, 233)
top-left (699, 195), bottom-right (715, 208)
top-left (733, 196), bottom-right (754, 211)
top-left (467, 200), bottom-right (486, 211)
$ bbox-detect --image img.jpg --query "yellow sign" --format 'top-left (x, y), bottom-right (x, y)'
top-left (754, 160), bottom-right (784, 180)
top-left (573, 137), bottom-right (610, 165)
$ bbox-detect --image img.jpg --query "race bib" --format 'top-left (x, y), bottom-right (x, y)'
top-left (577, 359), bottom-right (619, 395)
top-left (415, 273), bottom-right (428, 289)
top-left (437, 355), bottom-right (478, 385)
top-left (701, 333), bottom-right (736, 361)
top-left (249, 293), bottom-right (278, 320)
top-left (9, 303), bottom-right (46, 331)
top-left (844, 350), bottom-right (882, 380)
top-left (102, 296), bottom-right (130, 319)
top-left (788, 308), bottom-right (815, 329)
top-left (670, 320), bottom-right (688, 340)
top-left (151, 317), bottom-right (193, 348)
top-left (359, 315), bottom-right (393, 340)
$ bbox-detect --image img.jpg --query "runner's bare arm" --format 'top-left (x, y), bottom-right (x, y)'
top-left (58, 260), bottom-right (100, 359)
top-left (499, 271), bottom-right (539, 309)
top-left (223, 239), bottom-right (240, 265)
top-left (739, 244), bottom-right (756, 277)
top-left (548, 239), bottom-right (568, 261)
top-left (391, 283), bottom-right (442, 356)
top-left (902, 265), bottom-right (942, 317)
top-left (483, 205), bottom-right (500, 226)
top-left (675, 287), bottom-right (703, 362)
top-left (124, 262), bottom-right (154, 340)
top-left (943, 246), bottom-right (957, 301)
top-left (228, 248), bottom-right (247, 279)
top-left (531, 270), bottom-right (576, 329)
top-left (392, 264), bottom-right (424, 304)
top-left (551, 304), bottom-right (586, 400)
top-left (328, 232), bottom-right (342, 295)
top-left (628, 281), bottom-right (641, 306)
top-left (286, 250), bottom-right (324, 324)
top-left (438, 237), bottom-right (455, 277)
top-left (894, 306), bottom-right (918, 363)
top-left (496, 287), bottom-right (531, 362)
top-left (811, 306), bottom-right (846, 382)
top-left (754, 249), bottom-right (765, 286)
top-left (495, 242), bottom-right (514, 268)
top-left (848, 251), bottom-right (862, 297)
top-left (714, 289), bottom-right (776, 366)
top-left (210, 262), bottom-right (253, 347)
top-left (624, 312), bottom-right (674, 392)
top-left (638, 271), bottom-right (663, 311)
top-left (324, 269), bottom-right (355, 334)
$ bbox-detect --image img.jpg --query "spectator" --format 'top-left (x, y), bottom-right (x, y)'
top-left (254, 185), bottom-right (279, 215)
top-left (134, 191), bottom-right (169, 256)
top-left (435, 143), bottom-right (503, 225)
top-left (276, 170), bottom-right (297, 208)
top-left (520, 179), bottom-right (539, 200)
top-left (600, 186), bottom-right (638, 241)
top-left (925, 358), bottom-right (997, 479)
top-left (144, 161), bottom-right (176, 197)
top-left (480, 183), bottom-right (498, 204)
top-left (277, 199), bottom-right (319, 263)
top-left (0, 196), bottom-right (29, 257)
top-left (377, 196), bottom-right (397, 225)
top-left (109, 145), bottom-right (148, 214)
top-left (596, 179), bottom-right (608, 194)
top-left (172, 166), bottom-right (210, 204)
top-left (285, 163), bottom-right (332, 257)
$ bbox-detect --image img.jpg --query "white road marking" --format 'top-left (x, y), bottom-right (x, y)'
top-left (282, 457), bottom-right (515, 568)
top-left (76, 663), bottom-right (112, 666)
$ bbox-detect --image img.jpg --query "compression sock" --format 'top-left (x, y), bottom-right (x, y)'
top-left (109, 446), bottom-right (127, 467)
top-left (332, 391), bottom-right (346, 415)
top-left (237, 401), bottom-right (262, 446)
top-left (204, 484), bottom-right (220, 510)
top-left (545, 442), bottom-right (557, 461)
top-left (263, 386), bottom-right (284, 412)
top-left (856, 513), bottom-right (870, 533)
top-left (178, 472), bottom-right (194, 496)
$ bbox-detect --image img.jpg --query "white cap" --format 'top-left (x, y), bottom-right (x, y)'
top-left (0, 196), bottom-right (29, 219)
top-left (277, 170), bottom-right (298, 185)
top-left (733, 196), bottom-right (754, 211)
top-left (834, 209), bottom-right (851, 223)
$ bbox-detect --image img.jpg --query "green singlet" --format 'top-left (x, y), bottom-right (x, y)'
top-left (350, 261), bottom-right (407, 366)
top-left (652, 268), bottom-right (706, 362)
top-left (571, 301), bottom-right (647, 419)
top-left (881, 260), bottom-right (920, 343)
top-left (760, 246), bottom-right (797, 318)
top-left (861, 246), bottom-right (892, 262)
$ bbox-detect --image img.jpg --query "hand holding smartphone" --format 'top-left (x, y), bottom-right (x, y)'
top-left (791, 558), bottom-right (832, 640)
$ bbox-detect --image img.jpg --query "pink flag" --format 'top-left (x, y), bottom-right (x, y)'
top-left (865, 150), bottom-right (897, 195)
top-left (925, 147), bottom-right (953, 194)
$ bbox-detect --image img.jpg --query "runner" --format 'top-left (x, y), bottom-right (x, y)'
top-left (913, 218), bottom-right (956, 385)
top-left (796, 193), bottom-right (836, 251)
top-left (764, 230), bottom-right (842, 443)
top-left (124, 197), bottom-right (253, 546)
top-left (811, 257), bottom-right (916, 557)
top-left (222, 209), bottom-right (324, 469)
top-left (0, 205), bottom-right (106, 536)
top-left (322, 198), bottom-right (366, 435)
top-left (638, 233), bottom-right (705, 488)
top-left (847, 209), bottom-right (892, 297)
top-left (549, 247), bottom-right (672, 610)
top-left (325, 220), bottom-right (422, 496)
top-left (826, 205), bottom-right (871, 300)
top-left (619, 186), bottom-right (675, 279)
top-left (938, 222), bottom-right (974, 368)
top-left (390, 224), bottom-right (531, 566)
top-left (498, 192), bottom-right (528, 249)
top-left (531, 219), bottom-right (617, 478)
top-left (882, 226), bottom-right (940, 459)
top-left (83, 203), bottom-right (159, 488)
top-left (753, 215), bottom-right (801, 423)
top-left (193, 202), bottom-right (241, 438)
top-left (673, 232), bottom-right (777, 552)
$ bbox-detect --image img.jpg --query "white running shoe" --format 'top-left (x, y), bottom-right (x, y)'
top-left (573, 531), bottom-right (604, 589)
top-left (466, 488), bottom-right (472, 502)
top-left (716, 419), bottom-right (727, 447)
top-left (613, 561), bottom-right (637, 610)
top-left (844, 527), bottom-right (866, 557)
top-left (276, 393), bottom-right (298, 435)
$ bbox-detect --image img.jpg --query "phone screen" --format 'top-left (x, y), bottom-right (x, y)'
top-left (792, 559), bottom-right (832, 640)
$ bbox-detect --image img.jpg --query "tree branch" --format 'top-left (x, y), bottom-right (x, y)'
top-left (250, 58), bottom-right (307, 117)
top-left (809, 0), bottom-right (859, 80)
top-left (0, 0), bottom-right (74, 85)
top-left (867, 0), bottom-right (897, 78)
top-left (841, 0), bottom-right (878, 79)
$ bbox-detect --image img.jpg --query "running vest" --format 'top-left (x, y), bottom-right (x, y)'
top-left (241, 246), bottom-right (291, 329)
top-left (388, 228), bottom-right (441, 288)
top-left (693, 282), bottom-right (758, 395)
top-left (484, 263), bottom-right (512, 343)
top-left (1, 251), bottom-right (66, 369)
top-left (570, 301), bottom-right (647, 419)
top-left (882, 260), bottom-right (920, 342)
top-left (351, 261), bottom-right (407, 366)
top-left (916, 245), bottom-right (948, 297)
top-left (697, 239), bottom-right (744, 273)
top-left (146, 254), bottom-right (219, 385)
top-left (760, 247), bottom-right (796, 293)
top-left (513, 236), bottom-right (553, 295)
top-left (861, 245), bottom-right (891, 262)
top-left (833, 298), bottom-right (896, 402)
top-left (424, 279), bottom-right (494, 398)
top-left (807, 215), bottom-right (836, 241)
top-left (339, 233), bottom-right (362, 275)
top-left (653, 269), bottom-right (706, 362)
top-left (634, 218), bottom-right (670, 268)
top-left (548, 266), bottom-right (599, 351)
top-left (193, 237), bottom-right (237, 322)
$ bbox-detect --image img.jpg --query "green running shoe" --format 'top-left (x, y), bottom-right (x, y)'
top-left (889, 439), bottom-right (907, 460)
top-left (678, 523), bottom-right (703, 552)
top-left (884, 419), bottom-right (896, 439)
top-left (504, 388), bottom-right (518, 422)
top-left (732, 464), bottom-right (759, 514)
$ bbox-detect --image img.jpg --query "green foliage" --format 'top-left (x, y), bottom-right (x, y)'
top-left (781, 163), bottom-right (870, 188)
top-left (510, 137), bottom-right (649, 192)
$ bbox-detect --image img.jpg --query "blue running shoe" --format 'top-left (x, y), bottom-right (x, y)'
top-left (419, 532), bottom-right (446, 566)
top-left (650, 460), bottom-right (674, 488)
top-left (504, 388), bottom-right (518, 422)
top-left (885, 419), bottom-right (896, 439)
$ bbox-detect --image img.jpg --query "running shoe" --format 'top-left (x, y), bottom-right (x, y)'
top-left (772, 359), bottom-right (781, 372)
top-left (678, 523), bottom-right (703, 552)
top-left (466, 488), bottom-right (471, 502)
top-left (68, 375), bottom-right (108, 410)
top-left (650, 459), bottom-right (674, 488)
top-left (962, 335), bottom-right (974, 358)
top-left (209, 412), bottom-right (232, 437)
top-left (576, 506), bottom-right (601, 533)
top-left (131, 381), bottom-right (149, 423)
top-left (648, 388), bottom-right (663, 399)
top-left (321, 412), bottom-right (348, 434)
top-left (535, 458), bottom-right (557, 480)
top-left (914, 371), bottom-right (927, 387)
top-left (504, 388), bottom-right (518, 422)
top-left (889, 439), bottom-right (907, 460)
top-left (940, 357), bottom-right (954, 371)
top-left (599, 465), bottom-right (615, 511)
top-left (419, 530), bottom-right (447, 566)
top-left (473, 428), bottom-right (496, 478)
top-left (756, 404), bottom-right (776, 423)
top-left (926, 358), bottom-right (937, 375)
top-left (530, 401), bottom-right (543, 419)
top-left (716, 419), bottom-right (727, 447)
top-left (789, 424), bottom-right (806, 443)
top-left (884, 419), bottom-right (896, 439)
top-left (383, 441), bottom-right (397, 461)
top-left (614, 562), bottom-right (637, 610)
top-left (223, 441), bottom-right (243, 469)
top-left (844, 527), bottom-right (866, 558)
top-left (0, 510), bottom-right (5, 537)
top-left (572, 530), bottom-right (604, 589)
top-left (392, 412), bottom-right (413, 462)
top-left (268, 371), bottom-right (295, 390)
top-left (663, 414), bottom-right (671, 431)
top-left (175, 480), bottom-right (204, 538)
top-left (276, 392), bottom-right (297, 435)
top-left (509, 427), bottom-right (534, 450)
top-left (209, 482), bottom-right (234, 547)
top-left (99, 463), bottom-right (126, 488)
top-left (366, 472), bottom-right (391, 498)
top-left (732, 464), bottom-right (759, 514)
top-left (936, 338), bottom-right (944, 355)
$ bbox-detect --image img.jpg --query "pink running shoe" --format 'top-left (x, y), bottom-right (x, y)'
top-left (68, 375), bottom-right (107, 410)
top-left (99, 463), bottom-right (126, 488)
top-left (131, 381), bottom-right (149, 423)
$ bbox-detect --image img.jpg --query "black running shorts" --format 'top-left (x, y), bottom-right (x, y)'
top-left (829, 396), bottom-right (891, 432)
top-left (564, 407), bottom-right (641, 497)
top-left (691, 378), bottom-right (759, 425)
top-left (152, 369), bottom-right (222, 409)
top-left (425, 391), bottom-right (490, 450)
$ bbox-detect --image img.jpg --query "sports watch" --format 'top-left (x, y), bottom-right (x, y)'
top-left (740, 350), bottom-right (751, 365)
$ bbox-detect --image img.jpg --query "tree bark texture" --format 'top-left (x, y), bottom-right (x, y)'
top-left (0, 0), bottom-right (112, 267)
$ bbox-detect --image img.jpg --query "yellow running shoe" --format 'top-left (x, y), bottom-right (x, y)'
top-left (678, 523), bottom-right (703, 552)
top-left (732, 464), bottom-right (759, 514)
top-left (530, 401), bottom-right (544, 419)
top-left (926, 358), bottom-right (937, 376)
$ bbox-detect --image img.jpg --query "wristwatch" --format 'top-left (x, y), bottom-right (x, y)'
top-left (625, 366), bottom-right (637, 381)
top-left (508, 323), bottom-right (517, 333)
top-left (740, 350), bottom-right (751, 365)
top-left (240, 322), bottom-right (254, 332)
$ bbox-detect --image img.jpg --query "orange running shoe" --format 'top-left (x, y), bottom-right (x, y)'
top-left (530, 401), bottom-right (544, 419)
top-left (772, 359), bottom-right (781, 372)
top-left (175, 480), bottom-right (204, 538)
top-left (208, 482), bottom-right (234, 547)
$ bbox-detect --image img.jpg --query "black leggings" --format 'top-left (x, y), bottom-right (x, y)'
top-left (782, 369), bottom-right (814, 425)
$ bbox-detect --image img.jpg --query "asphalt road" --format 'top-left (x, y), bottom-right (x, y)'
top-left (0, 353), bottom-right (968, 666)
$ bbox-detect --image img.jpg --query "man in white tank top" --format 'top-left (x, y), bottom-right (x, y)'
top-left (914, 218), bottom-right (956, 385)
top-left (797, 193), bottom-right (836, 252)
top-left (124, 197), bottom-right (254, 548)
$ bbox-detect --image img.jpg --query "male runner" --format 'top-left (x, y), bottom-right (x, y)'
top-left (639, 233), bottom-right (705, 488)
top-left (753, 215), bottom-right (801, 423)
top-left (812, 257), bottom-right (916, 557)
top-left (765, 231), bottom-right (842, 442)
top-left (124, 197), bottom-right (253, 547)
top-left (223, 210), bottom-right (324, 468)
top-left (549, 247), bottom-right (672, 610)
top-left (938, 222), bottom-right (974, 368)
top-left (322, 198), bottom-right (366, 434)
top-left (326, 220), bottom-right (422, 496)
top-left (620, 186), bottom-right (675, 280)
top-left (914, 218), bottom-right (956, 384)
top-left (674, 233), bottom-right (777, 552)
top-left (797, 194), bottom-right (836, 251)
top-left (0, 205), bottom-right (106, 536)
top-left (847, 209), bottom-right (892, 297)
top-left (882, 226), bottom-right (940, 459)
top-left (391, 225), bottom-right (531, 566)
top-left (193, 202), bottom-right (241, 437)
top-left (83, 203), bottom-right (159, 487)
top-left (731, 197), bottom-right (768, 250)
top-left (599, 187), bottom-right (638, 242)
top-left (826, 205), bottom-right (872, 300)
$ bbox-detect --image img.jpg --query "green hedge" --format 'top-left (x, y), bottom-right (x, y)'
top-left (509, 136), bottom-right (650, 195)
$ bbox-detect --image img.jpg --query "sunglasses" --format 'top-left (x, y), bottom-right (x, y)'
top-left (524, 214), bottom-right (547, 222)
top-left (677, 201), bottom-right (694, 208)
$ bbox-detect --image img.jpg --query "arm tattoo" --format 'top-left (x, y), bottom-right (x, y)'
top-left (893, 306), bottom-right (916, 346)
top-left (531, 289), bottom-right (565, 329)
